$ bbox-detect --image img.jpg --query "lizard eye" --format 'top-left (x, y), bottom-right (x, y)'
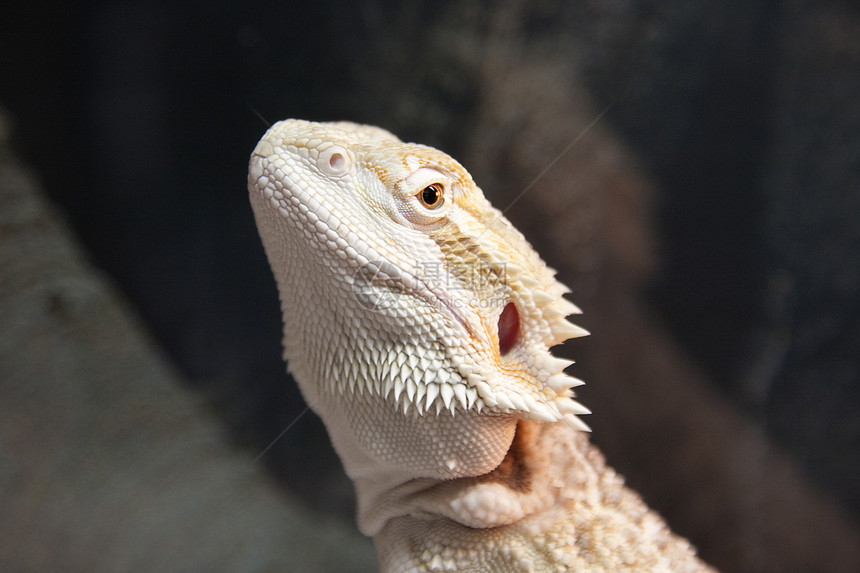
top-left (394, 167), bottom-right (453, 226)
top-left (418, 184), bottom-right (445, 209)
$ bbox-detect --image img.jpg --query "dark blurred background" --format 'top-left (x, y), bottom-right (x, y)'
top-left (1, 1), bottom-right (858, 572)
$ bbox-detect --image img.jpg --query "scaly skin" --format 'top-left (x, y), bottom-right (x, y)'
top-left (248, 119), bottom-right (716, 572)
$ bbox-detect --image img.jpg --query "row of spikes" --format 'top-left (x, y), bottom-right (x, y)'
top-left (327, 356), bottom-right (590, 430)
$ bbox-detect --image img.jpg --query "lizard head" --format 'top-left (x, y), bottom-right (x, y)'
top-left (249, 119), bottom-right (589, 431)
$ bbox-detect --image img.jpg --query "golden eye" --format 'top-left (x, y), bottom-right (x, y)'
top-left (419, 184), bottom-right (445, 209)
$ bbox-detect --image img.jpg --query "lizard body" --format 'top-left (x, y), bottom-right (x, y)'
top-left (248, 119), bottom-right (715, 572)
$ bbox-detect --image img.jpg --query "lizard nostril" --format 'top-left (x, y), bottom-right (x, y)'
top-left (328, 153), bottom-right (346, 170)
top-left (318, 145), bottom-right (351, 176)
top-left (498, 302), bottom-right (520, 356)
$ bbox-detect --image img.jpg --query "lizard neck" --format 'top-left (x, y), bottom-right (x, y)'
top-left (301, 374), bottom-right (518, 535)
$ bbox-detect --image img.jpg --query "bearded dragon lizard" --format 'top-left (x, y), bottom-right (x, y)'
top-left (248, 119), bottom-right (715, 572)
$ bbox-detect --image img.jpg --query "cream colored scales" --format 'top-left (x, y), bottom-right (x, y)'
top-left (249, 120), bottom-right (714, 572)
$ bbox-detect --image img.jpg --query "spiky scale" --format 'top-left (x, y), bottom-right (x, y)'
top-left (466, 372), bottom-right (484, 387)
top-left (507, 392), bottom-right (528, 412)
top-left (436, 367), bottom-right (451, 385)
top-left (532, 289), bottom-right (555, 307)
top-left (542, 356), bottom-right (575, 375)
top-left (465, 387), bottom-right (478, 409)
top-left (393, 377), bottom-right (405, 402)
top-left (425, 382), bottom-right (440, 411)
top-left (546, 373), bottom-right (576, 392)
top-left (475, 381), bottom-right (496, 406)
top-left (506, 263), bottom-right (525, 280)
top-left (551, 320), bottom-right (590, 341)
top-left (440, 382), bottom-right (455, 410)
top-left (452, 383), bottom-right (468, 410)
top-left (494, 392), bottom-right (515, 411)
top-left (524, 396), bottom-right (559, 422)
top-left (558, 399), bottom-right (591, 416)
top-left (520, 275), bottom-right (541, 290)
top-left (563, 413), bottom-right (592, 433)
top-left (457, 363), bottom-right (475, 377)
top-left (557, 297), bottom-right (583, 316)
top-left (416, 382), bottom-right (428, 406)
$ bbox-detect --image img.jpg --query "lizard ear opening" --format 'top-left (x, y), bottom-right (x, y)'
top-left (498, 302), bottom-right (520, 356)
